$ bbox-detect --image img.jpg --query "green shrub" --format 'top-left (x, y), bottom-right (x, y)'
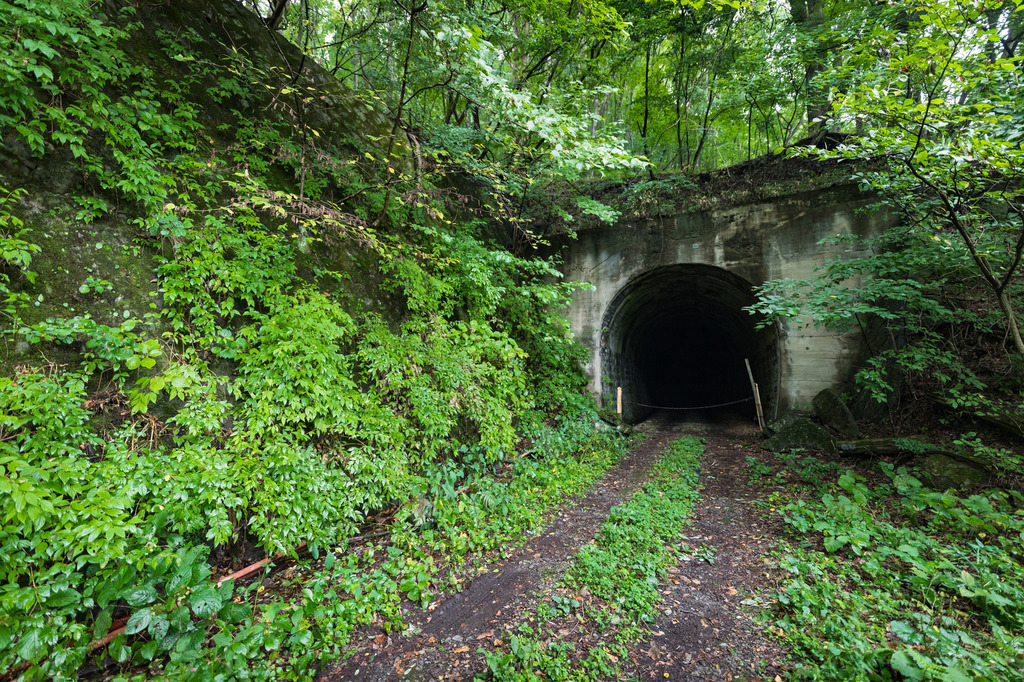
top-left (0, 0), bottom-right (608, 678)
top-left (772, 465), bottom-right (1024, 681)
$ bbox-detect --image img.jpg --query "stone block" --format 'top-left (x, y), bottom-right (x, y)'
top-left (761, 416), bottom-right (836, 453)
top-left (812, 388), bottom-right (859, 439)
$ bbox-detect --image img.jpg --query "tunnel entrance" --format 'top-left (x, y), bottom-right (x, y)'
top-left (600, 264), bottom-right (779, 424)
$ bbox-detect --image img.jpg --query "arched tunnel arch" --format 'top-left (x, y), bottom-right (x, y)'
top-left (600, 264), bottom-right (779, 423)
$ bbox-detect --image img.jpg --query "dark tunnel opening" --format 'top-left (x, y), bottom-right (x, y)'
top-left (600, 264), bottom-right (779, 424)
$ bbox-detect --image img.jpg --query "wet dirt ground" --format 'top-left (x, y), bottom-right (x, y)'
top-left (318, 410), bottom-right (790, 681)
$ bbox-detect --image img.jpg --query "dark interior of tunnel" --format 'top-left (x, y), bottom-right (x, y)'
top-left (634, 312), bottom-right (750, 408)
top-left (601, 264), bottom-right (778, 423)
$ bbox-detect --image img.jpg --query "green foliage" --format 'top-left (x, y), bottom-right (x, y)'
top-left (0, 1), bottom-right (1005, 679)
top-left (746, 453), bottom-right (786, 487)
top-left (749, 226), bottom-right (984, 401)
top-left (817, 0), bottom-right (1024, 352)
top-left (394, 423), bottom-right (633, 564)
top-left (0, 187), bottom-right (40, 318)
top-left (0, 370), bottom-right (133, 567)
top-left (155, 213), bottom-right (298, 347)
top-left (0, 0), bottom-right (202, 216)
top-left (20, 315), bottom-right (161, 378)
top-left (751, 0), bottom-right (1024, 439)
top-left (0, 365), bottom-right (623, 678)
top-left (769, 464), bottom-right (1024, 681)
top-left (0, 0), bottom-right (130, 157)
top-left (480, 623), bottom-right (630, 682)
top-left (0, 368), bottom-right (235, 680)
top-left (748, 220), bottom-right (1022, 474)
top-left (0, 3), bottom-right (621, 679)
top-left (950, 433), bottom-right (1024, 483)
top-left (574, 196), bottom-right (621, 225)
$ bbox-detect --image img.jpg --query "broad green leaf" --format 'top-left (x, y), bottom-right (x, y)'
top-left (16, 628), bottom-right (42, 661)
top-left (126, 585), bottom-right (157, 606)
top-left (125, 608), bottom-right (152, 635)
top-left (189, 586), bottom-right (223, 618)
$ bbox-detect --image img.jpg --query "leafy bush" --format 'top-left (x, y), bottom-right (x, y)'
top-left (0, 0), bottom-right (616, 678)
top-left (771, 464), bottom-right (1024, 681)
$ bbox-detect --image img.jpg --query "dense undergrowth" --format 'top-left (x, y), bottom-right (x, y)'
top-left (0, 0), bottom-right (627, 679)
top-left (749, 451), bottom-right (1024, 681)
top-left (477, 435), bottom-right (705, 681)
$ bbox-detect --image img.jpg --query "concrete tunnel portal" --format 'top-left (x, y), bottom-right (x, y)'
top-left (600, 264), bottom-right (779, 424)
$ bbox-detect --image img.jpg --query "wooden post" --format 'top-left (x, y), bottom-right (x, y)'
top-left (616, 386), bottom-right (622, 417)
top-left (745, 359), bottom-right (765, 432)
top-left (753, 382), bottom-right (766, 432)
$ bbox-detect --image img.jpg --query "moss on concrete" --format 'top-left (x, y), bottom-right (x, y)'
top-left (1, 0), bottom-right (415, 375)
top-left (0, 189), bottom-right (161, 371)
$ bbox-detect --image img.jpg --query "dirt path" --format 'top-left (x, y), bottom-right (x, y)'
top-left (318, 411), bottom-right (788, 681)
top-left (628, 416), bottom-right (789, 681)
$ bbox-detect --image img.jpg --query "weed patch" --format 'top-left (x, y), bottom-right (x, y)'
top-left (765, 462), bottom-right (1024, 681)
top-left (389, 424), bottom-right (638, 582)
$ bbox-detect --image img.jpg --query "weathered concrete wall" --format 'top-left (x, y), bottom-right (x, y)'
top-left (556, 183), bottom-right (890, 415)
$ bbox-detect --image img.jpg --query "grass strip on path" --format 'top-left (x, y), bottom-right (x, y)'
top-left (475, 435), bottom-right (705, 681)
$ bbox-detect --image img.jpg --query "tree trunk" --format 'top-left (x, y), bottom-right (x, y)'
top-left (790, 0), bottom-right (827, 138)
top-left (676, 6), bottom-right (687, 170)
top-left (691, 13), bottom-right (735, 169)
top-left (996, 289), bottom-right (1024, 357)
top-left (374, 0), bottom-right (427, 226)
top-left (835, 438), bottom-right (918, 456)
top-left (264, 0), bottom-right (290, 29)
top-left (642, 43), bottom-right (651, 142)
top-left (746, 103), bottom-right (752, 161)
top-left (642, 42), bottom-right (655, 181)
